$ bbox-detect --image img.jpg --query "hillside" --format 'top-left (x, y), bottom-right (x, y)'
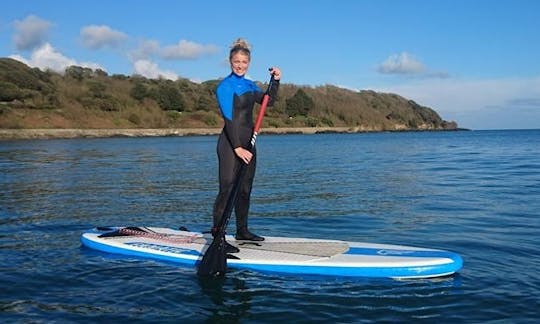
top-left (0, 58), bottom-right (458, 131)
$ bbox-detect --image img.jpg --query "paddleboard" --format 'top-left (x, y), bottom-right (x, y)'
top-left (81, 226), bottom-right (462, 279)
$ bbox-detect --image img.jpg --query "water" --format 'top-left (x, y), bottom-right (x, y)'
top-left (1, 130), bottom-right (539, 322)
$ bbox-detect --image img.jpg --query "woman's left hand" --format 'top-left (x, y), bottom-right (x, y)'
top-left (270, 67), bottom-right (281, 80)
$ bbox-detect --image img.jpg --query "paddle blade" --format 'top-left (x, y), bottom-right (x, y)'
top-left (197, 235), bottom-right (228, 277)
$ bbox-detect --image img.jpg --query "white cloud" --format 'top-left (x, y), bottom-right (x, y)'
top-left (130, 39), bottom-right (160, 61)
top-left (378, 52), bottom-right (426, 75)
top-left (133, 59), bottom-right (177, 80)
top-left (10, 43), bottom-right (103, 73)
top-left (13, 15), bottom-right (52, 50)
top-left (132, 39), bottom-right (220, 61)
top-left (128, 39), bottom-right (219, 80)
top-left (372, 76), bottom-right (540, 130)
top-left (160, 40), bottom-right (219, 60)
top-left (80, 25), bottom-right (128, 49)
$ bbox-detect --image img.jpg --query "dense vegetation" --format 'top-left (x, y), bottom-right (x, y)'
top-left (0, 58), bottom-right (457, 130)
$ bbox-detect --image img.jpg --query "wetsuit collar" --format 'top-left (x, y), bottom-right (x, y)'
top-left (230, 72), bottom-right (246, 79)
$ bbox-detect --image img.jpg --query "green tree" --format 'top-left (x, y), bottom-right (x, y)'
top-left (65, 65), bottom-right (95, 80)
top-left (130, 80), bottom-right (148, 102)
top-left (65, 66), bottom-right (84, 81)
top-left (196, 94), bottom-right (215, 111)
top-left (156, 83), bottom-right (185, 111)
top-left (87, 81), bottom-right (107, 98)
top-left (285, 88), bottom-right (314, 117)
top-left (0, 82), bottom-right (26, 101)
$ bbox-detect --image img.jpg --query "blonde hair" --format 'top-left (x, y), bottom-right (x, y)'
top-left (229, 38), bottom-right (251, 60)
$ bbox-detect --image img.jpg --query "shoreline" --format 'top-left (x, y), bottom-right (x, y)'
top-left (0, 126), bottom-right (462, 140)
top-left (0, 127), bottom-right (358, 140)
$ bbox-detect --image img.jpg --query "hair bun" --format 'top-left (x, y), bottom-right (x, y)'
top-left (230, 38), bottom-right (251, 51)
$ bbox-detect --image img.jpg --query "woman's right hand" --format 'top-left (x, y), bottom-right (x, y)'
top-left (234, 147), bottom-right (253, 164)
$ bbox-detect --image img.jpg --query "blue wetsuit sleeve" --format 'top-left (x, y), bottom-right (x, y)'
top-left (216, 81), bottom-right (242, 148)
top-left (216, 81), bottom-right (233, 120)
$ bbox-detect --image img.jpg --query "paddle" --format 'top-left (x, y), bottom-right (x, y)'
top-left (197, 70), bottom-right (276, 277)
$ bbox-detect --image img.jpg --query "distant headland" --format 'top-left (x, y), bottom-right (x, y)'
top-left (1, 57), bottom-right (460, 140)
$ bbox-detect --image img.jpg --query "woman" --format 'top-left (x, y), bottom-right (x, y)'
top-left (211, 39), bottom-right (281, 251)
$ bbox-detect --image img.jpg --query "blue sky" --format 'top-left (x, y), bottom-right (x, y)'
top-left (1, 0), bottom-right (539, 130)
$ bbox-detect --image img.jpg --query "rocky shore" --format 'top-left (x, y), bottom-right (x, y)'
top-left (0, 127), bottom-right (360, 140)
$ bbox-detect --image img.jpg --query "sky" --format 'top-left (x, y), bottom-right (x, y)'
top-left (1, 0), bottom-right (539, 130)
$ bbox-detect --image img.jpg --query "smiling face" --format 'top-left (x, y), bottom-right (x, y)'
top-left (230, 52), bottom-right (250, 76)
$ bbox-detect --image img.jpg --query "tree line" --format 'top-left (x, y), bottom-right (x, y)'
top-left (0, 58), bottom-right (457, 130)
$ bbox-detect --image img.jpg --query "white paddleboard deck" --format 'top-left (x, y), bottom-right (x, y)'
top-left (81, 226), bottom-right (463, 279)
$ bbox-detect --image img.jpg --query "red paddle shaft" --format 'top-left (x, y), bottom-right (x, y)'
top-left (251, 74), bottom-right (275, 147)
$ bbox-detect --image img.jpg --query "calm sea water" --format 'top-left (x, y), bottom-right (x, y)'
top-left (1, 130), bottom-right (539, 322)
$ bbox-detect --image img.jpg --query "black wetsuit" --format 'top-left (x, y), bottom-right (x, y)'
top-left (212, 72), bottom-right (279, 233)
